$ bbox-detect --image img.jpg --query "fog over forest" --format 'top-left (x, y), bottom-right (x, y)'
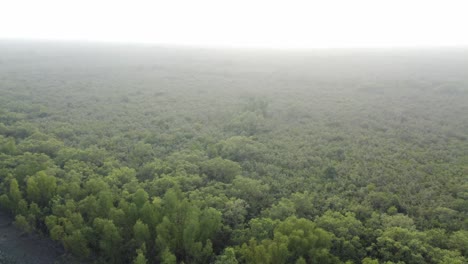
top-left (0, 41), bottom-right (467, 264)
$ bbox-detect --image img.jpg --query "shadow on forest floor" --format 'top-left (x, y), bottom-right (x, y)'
top-left (0, 211), bottom-right (72, 264)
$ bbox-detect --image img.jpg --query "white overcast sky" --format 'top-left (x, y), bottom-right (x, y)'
top-left (0, 0), bottom-right (467, 48)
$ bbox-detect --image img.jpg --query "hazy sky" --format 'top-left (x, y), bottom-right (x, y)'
top-left (1, 0), bottom-right (467, 48)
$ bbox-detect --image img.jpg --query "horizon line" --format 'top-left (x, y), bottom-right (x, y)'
top-left (1, 37), bottom-right (468, 51)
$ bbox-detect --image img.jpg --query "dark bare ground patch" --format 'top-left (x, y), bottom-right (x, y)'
top-left (0, 212), bottom-right (81, 264)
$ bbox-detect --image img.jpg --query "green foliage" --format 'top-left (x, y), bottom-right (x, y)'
top-left (63, 229), bottom-right (91, 258)
top-left (324, 166), bottom-right (337, 179)
top-left (362, 257), bottom-right (379, 264)
top-left (155, 188), bottom-right (221, 263)
top-left (93, 218), bottom-right (123, 263)
top-left (133, 219), bottom-right (150, 247)
top-left (373, 227), bottom-right (441, 264)
top-left (14, 215), bottom-right (32, 233)
top-left (133, 249), bottom-right (148, 264)
top-left (230, 176), bottom-right (272, 216)
top-left (222, 198), bottom-right (249, 228)
top-left (26, 171), bottom-right (57, 207)
top-left (216, 136), bottom-right (264, 162)
top-left (449, 230), bottom-right (468, 256)
top-left (201, 157), bottom-right (241, 183)
top-left (0, 46), bottom-right (466, 263)
top-left (316, 211), bottom-right (366, 262)
top-left (237, 217), bottom-right (339, 264)
top-left (215, 247), bottom-right (239, 264)
top-left (262, 198), bottom-right (296, 220)
top-left (227, 111), bottom-right (266, 136)
top-left (0, 136), bottom-right (17, 155)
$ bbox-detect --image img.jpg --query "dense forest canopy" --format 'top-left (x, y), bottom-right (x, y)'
top-left (0, 42), bottom-right (467, 263)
